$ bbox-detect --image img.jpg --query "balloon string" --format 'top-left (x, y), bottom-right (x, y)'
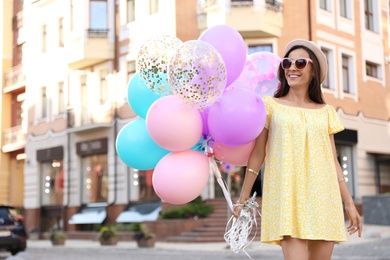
top-left (201, 140), bottom-right (261, 258)
top-left (210, 157), bottom-right (234, 212)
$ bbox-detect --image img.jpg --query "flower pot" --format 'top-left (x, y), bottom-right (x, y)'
top-left (136, 237), bottom-right (155, 248)
top-left (51, 238), bottom-right (65, 246)
top-left (99, 236), bottom-right (119, 246)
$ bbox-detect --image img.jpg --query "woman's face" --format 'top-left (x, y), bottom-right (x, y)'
top-left (283, 48), bottom-right (313, 90)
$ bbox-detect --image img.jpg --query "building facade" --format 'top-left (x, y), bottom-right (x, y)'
top-left (1, 0), bottom-right (389, 236)
top-left (0, 0), bottom-right (26, 209)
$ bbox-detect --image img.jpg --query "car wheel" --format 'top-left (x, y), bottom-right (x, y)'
top-left (10, 249), bottom-right (19, 255)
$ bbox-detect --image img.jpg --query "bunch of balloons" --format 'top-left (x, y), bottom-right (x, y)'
top-left (116, 25), bottom-right (280, 205)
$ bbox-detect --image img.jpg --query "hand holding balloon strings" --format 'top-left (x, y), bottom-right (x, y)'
top-left (207, 144), bottom-right (261, 258)
top-left (224, 193), bottom-right (261, 259)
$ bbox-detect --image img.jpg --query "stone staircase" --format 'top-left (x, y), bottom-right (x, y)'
top-left (166, 197), bottom-right (262, 243)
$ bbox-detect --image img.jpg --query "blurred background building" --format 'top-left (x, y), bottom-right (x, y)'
top-left (0, 0), bottom-right (389, 239)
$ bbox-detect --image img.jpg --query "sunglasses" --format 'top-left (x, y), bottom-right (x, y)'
top-left (281, 58), bottom-right (313, 70)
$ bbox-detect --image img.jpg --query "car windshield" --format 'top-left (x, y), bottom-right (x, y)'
top-left (0, 208), bottom-right (15, 225)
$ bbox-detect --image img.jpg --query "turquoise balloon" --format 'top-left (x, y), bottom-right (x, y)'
top-left (116, 119), bottom-right (170, 170)
top-left (127, 73), bottom-right (161, 118)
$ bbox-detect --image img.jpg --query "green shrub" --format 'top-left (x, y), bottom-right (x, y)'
top-left (159, 196), bottom-right (213, 219)
top-left (98, 225), bottom-right (117, 240)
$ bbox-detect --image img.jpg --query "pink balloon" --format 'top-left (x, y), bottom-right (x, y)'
top-left (228, 52), bottom-right (281, 97)
top-left (199, 25), bottom-right (247, 87)
top-left (208, 88), bottom-right (266, 146)
top-left (214, 140), bottom-right (255, 166)
top-left (146, 95), bottom-right (202, 151)
top-left (152, 150), bottom-right (210, 204)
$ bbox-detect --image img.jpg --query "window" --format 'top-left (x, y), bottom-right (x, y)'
top-left (342, 55), bottom-right (351, 93)
top-left (90, 0), bottom-right (108, 36)
top-left (336, 145), bottom-right (355, 198)
top-left (248, 44), bottom-right (273, 54)
top-left (58, 82), bottom-right (65, 114)
top-left (100, 69), bottom-right (108, 104)
top-left (12, 92), bottom-right (24, 126)
top-left (59, 17), bottom-right (64, 47)
top-left (319, 0), bottom-right (331, 11)
top-left (339, 0), bottom-right (351, 19)
top-left (321, 48), bottom-right (330, 89)
top-left (41, 160), bottom-right (64, 206)
top-left (41, 86), bottom-right (47, 118)
top-left (364, 0), bottom-right (374, 31)
top-left (42, 24), bottom-right (47, 52)
top-left (129, 169), bottom-right (159, 201)
top-left (15, 44), bottom-right (23, 65)
top-left (150, 0), bottom-right (158, 14)
top-left (82, 154), bottom-right (108, 203)
top-left (80, 75), bottom-right (88, 124)
top-left (366, 61), bottom-right (379, 78)
top-left (127, 0), bottom-right (135, 22)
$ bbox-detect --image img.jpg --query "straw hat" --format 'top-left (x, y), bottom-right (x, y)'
top-left (284, 39), bottom-right (327, 83)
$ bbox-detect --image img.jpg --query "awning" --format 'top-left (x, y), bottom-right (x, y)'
top-left (68, 203), bottom-right (107, 225)
top-left (116, 201), bottom-right (161, 223)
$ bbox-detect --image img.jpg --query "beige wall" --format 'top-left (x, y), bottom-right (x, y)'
top-left (0, 0), bottom-right (14, 205)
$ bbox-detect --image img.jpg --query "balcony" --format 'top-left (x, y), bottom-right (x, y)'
top-left (2, 125), bottom-right (26, 153)
top-left (67, 104), bottom-right (114, 132)
top-left (3, 65), bottom-right (26, 93)
top-left (198, 0), bottom-right (283, 37)
top-left (67, 29), bottom-right (114, 70)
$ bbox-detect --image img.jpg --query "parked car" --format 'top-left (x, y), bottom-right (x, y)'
top-left (0, 206), bottom-right (27, 255)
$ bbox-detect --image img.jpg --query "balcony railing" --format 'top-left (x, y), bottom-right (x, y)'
top-left (87, 29), bottom-right (109, 38)
top-left (67, 104), bottom-right (114, 128)
top-left (265, 0), bottom-right (283, 12)
top-left (3, 125), bottom-right (25, 147)
top-left (4, 64), bottom-right (26, 90)
top-left (231, 0), bottom-right (253, 6)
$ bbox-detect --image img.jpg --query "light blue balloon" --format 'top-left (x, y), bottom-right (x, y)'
top-left (116, 119), bottom-right (170, 170)
top-left (127, 73), bottom-right (161, 118)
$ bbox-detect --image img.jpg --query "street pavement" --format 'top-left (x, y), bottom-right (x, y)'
top-left (1, 224), bottom-right (390, 260)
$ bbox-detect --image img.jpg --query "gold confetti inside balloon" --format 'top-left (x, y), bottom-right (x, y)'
top-left (168, 40), bottom-right (227, 110)
top-left (137, 35), bottom-right (183, 96)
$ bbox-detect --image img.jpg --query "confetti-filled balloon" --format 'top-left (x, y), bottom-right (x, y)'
top-left (168, 40), bottom-right (227, 110)
top-left (137, 35), bottom-right (183, 96)
top-left (228, 52), bottom-right (281, 98)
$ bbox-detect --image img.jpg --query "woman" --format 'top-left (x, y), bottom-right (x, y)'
top-left (234, 39), bottom-right (362, 260)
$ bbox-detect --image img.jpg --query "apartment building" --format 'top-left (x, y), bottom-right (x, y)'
top-left (0, 0), bottom-right (25, 209)
top-left (1, 0), bottom-right (389, 237)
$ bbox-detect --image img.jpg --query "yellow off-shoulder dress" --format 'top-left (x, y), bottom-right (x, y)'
top-left (260, 96), bottom-right (347, 245)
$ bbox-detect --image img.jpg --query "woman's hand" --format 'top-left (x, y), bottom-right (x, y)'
top-left (233, 204), bottom-right (244, 219)
top-left (345, 204), bottom-right (363, 237)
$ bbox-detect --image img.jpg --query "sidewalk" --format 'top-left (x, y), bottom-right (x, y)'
top-left (26, 223), bottom-right (390, 252)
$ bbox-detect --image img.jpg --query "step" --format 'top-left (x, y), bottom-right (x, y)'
top-left (164, 197), bottom-right (263, 243)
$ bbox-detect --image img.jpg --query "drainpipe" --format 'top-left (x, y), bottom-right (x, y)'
top-left (109, 0), bottom-right (119, 209)
top-left (64, 73), bottom-right (72, 231)
top-left (308, 0), bottom-right (312, 40)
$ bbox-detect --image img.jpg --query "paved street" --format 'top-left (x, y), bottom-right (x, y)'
top-left (1, 224), bottom-right (389, 260)
top-left (0, 237), bottom-right (389, 260)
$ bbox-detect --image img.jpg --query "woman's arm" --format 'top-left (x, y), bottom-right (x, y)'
top-left (234, 128), bottom-right (268, 217)
top-left (330, 134), bottom-right (362, 237)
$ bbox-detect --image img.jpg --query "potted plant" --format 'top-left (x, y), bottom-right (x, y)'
top-left (135, 223), bottom-right (156, 248)
top-left (98, 225), bottom-right (119, 246)
top-left (50, 230), bottom-right (66, 246)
